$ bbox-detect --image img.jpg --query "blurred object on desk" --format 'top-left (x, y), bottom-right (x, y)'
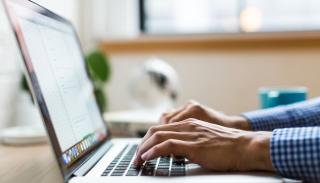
top-left (259, 87), bottom-right (308, 109)
top-left (104, 109), bottom-right (161, 137)
top-left (128, 58), bottom-right (180, 112)
top-left (0, 125), bottom-right (47, 145)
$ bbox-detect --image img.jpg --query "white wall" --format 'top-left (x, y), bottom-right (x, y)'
top-left (81, 1), bottom-right (320, 114)
top-left (78, 0), bottom-right (140, 51)
top-left (106, 48), bottom-right (320, 115)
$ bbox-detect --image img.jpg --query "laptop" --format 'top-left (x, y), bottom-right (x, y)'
top-left (3, 0), bottom-right (282, 182)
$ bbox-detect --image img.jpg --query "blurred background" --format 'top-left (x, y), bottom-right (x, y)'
top-left (1, 0), bottom-right (320, 129)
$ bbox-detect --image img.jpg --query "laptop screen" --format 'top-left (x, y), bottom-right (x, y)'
top-left (4, 0), bottom-right (108, 169)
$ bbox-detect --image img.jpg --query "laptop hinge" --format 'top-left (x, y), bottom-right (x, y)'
top-left (73, 141), bottom-right (113, 177)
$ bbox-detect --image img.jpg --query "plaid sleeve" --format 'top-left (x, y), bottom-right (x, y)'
top-left (271, 127), bottom-right (320, 182)
top-left (242, 97), bottom-right (320, 131)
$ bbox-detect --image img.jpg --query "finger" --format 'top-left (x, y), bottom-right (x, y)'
top-left (166, 101), bottom-right (201, 124)
top-left (141, 139), bottom-right (193, 162)
top-left (160, 105), bottom-right (187, 124)
top-left (160, 100), bottom-right (198, 124)
top-left (136, 120), bottom-right (199, 163)
top-left (134, 131), bottom-right (196, 165)
top-left (168, 109), bottom-right (193, 124)
top-left (137, 122), bottom-right (187, 152)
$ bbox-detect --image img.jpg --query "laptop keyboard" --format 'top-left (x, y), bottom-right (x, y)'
top-left (101, 144), bottom-right (186, 177)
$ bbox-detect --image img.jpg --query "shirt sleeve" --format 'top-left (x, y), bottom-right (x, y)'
top-left (242, 97), bottom-right (320, 131)
top-left (270, 127), bottom-right (320, 182)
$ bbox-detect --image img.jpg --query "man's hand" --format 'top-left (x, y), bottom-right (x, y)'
top-left (160, 101), bottom-right (251, 130)
top-left (134, 119), bottom-right (274, 172)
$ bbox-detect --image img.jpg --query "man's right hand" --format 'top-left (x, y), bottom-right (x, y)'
top-left (160, 101), bottom-right (252, 131)
top-left (135, 119), bottom-right (274, 172)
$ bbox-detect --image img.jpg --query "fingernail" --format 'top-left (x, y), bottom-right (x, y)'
top-left (141, 153), bottom-right (148, 161)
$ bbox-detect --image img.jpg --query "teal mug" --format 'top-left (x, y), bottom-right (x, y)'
top-left (259, 87), bottom-right (308, 109)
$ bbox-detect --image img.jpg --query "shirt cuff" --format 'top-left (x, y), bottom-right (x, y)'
top-left (242, 106), bottom-right (289, 131)
top-left (270, 127), bottom-right (320, 182)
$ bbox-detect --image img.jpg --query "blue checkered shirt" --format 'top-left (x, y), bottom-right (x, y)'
top-left (243, 98), bottom-right (320, 182)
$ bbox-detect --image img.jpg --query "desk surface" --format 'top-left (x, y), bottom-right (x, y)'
top-left (0, 144), bottom-right (64, 183)
top-left (0, 143), bottom-right (300, 183)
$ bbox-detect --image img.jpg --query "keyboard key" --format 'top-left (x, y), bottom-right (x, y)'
top-left (141, 163), bottom-right (155, 176)
top-left (101, 172), bottom-right (108, 176)
top-left (126, 170), bottom-right (140, 176)
top-left (170, 168), bottom-right (185, 176)
top-left (155, 169), bottom-right (169, 176)
top-left (101, 145), bottom-right (129, 176)
top-left (141, 170), bottom-right (154, 176)
top-left (157, 165), bottom-right (169, 168)
top-left (102, 144), bottom-right (185, 177)
top-left (111, 172), bottom-right (124, 176)
top-left (114, 167), bottom-right (127, 171)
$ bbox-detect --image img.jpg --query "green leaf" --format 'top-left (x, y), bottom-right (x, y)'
top-left (21, 75), bottom-right (29, 91)
top-left (20, 75), bottom-right (34, 103)
top-left (86, 51), bottom-right (111, 84)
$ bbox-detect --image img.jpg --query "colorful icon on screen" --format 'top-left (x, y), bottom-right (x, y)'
top-left (62, 153), bottom-right (68, 164)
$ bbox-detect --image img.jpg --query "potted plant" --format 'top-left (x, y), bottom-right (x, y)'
top-left (85, 50), bottom-right (111, 112)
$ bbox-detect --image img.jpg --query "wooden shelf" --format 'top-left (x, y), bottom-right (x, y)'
top-left (100, 31), bottom-right (320, 54)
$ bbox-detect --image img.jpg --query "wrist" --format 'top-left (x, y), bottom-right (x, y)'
top-left (243, 131), bottom-right (274, 171)
top-left (227, 116), bottom-right (252, 131)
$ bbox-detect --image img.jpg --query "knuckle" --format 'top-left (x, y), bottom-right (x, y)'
top-left (190, 104), bottom-right (202, 112)
top-left (153, 131), bottom-right (164, 141)
top-left (195, 132), bottom-right (205, 139)
top-left (148, 126), bottom-right (158, 134)
top-left (179, 119), bottom-right (198, 129)
top-left (166, 139), bottom-right (176, 148)
top-left (187, 120), bottom-right (198, 129)
top-left (179, 119), bottom-right (196, 127)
